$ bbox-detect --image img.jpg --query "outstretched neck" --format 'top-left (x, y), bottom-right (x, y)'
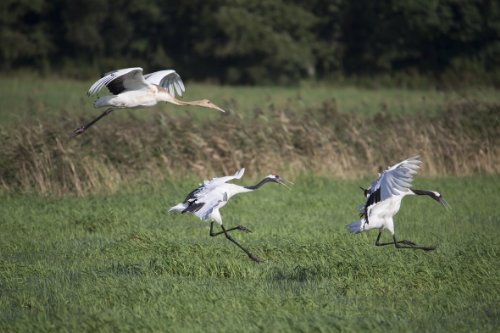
top-left (244, 178), bottom-right (273, 191)
top-left (411, 188), bottom-right (444, 206)
top-left (158, 87), bottom-right (224, 112)
top-left (158, 90), bottom-right (204, 107)
top-left (173, 98), bottom-right (205, 107)
top-left (411, 189), bottom-right (433, 196)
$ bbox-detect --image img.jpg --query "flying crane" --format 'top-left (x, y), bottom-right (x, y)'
top-left (71, 67), bottom-right (225, 137)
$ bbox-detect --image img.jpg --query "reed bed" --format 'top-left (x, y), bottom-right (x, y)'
top-left (1, 99), bottom-right (498, 195)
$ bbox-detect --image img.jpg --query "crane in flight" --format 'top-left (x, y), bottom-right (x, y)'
top-left (169, 168), bottom-right (291, 262)
top-left (71, 67), bottom-right (225, 137)
top-left (348, 156), bottom-right (448, 251)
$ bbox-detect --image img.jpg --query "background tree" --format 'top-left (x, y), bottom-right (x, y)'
top-left (0, 0), bottom-right (498, 85)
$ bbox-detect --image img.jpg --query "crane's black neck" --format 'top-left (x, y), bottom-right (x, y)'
top-left (244, 178), bottom-right (273, 191)
top-left (411, 189), bottom-right (430, 195)
top-left (411, 189), bottom-right (438, 200)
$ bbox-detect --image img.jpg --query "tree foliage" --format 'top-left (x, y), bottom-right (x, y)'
top-left (0, 0), bottom-right (498, 84)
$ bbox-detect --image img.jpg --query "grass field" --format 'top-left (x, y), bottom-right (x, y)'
top-left (1, 175), bottom-right (499, 332)
top-left (0, 77), bottom-right (498, 332)
top-left (2, 77), bottom-right (500, 124)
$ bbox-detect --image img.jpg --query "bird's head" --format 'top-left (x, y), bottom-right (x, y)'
top-left (424, 191), bottom-right (449, 208)
top-left (430, 191), bottom-right (449, 208)
top-left (199, 99), bottom-right (226, 112)
top-left (265, 174), bottom-right (293, 189)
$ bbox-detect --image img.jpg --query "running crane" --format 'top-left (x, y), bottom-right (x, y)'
top-left (169, 168), bottom-right (291, 262)
top-left (71, 67), bottom-right (225, 137)
top-left (348, 156), bottom-right (448, 251)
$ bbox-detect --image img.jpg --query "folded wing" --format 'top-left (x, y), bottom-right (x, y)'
top-left (192, 192), bottom-right (228, 221)
top-left (170, 168), bottom-right (245, 216)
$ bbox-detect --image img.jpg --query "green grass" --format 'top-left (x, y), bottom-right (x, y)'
top-left (1, 175), bottom-right (499, 332)
top-left (1, 76), bottom-right (499, 124)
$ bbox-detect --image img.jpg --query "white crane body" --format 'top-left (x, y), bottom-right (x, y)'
top-left (94, 86), bottom-right (178, 109)
top-left (175, 183), bottom-right (253, 224)
top-left (349, 194), bottom-right (405, 235)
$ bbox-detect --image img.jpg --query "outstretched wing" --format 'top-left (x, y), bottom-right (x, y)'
top-left (172, 168), bottom-right (245, 213)
top-left (200, 168), bottom-right (245, 192)
top-left (87, 67), bottom-right (148, 96)
top-left (361, 156), bottom-right (421, 218)
top-left (143, 70), bottom-right (185, 97)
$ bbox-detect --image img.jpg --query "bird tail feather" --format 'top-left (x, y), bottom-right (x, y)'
top-left (234, 168), bottom-right (245, 179)
top-left (347, 219), bottom-right (364, 234)
top-left (168, 203), bottom-right (188, 213)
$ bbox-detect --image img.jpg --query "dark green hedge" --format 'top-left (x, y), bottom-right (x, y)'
top-left (2, 0), bottom-right (499, 84)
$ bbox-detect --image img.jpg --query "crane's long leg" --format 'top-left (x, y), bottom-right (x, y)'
top-left (209, 222), bottom-right (252, 236)
top-left (215, 224), bottom-right (262, 263)
top-left (71, 108), bottom-right (114, 137)
top-left (375, 231), bottom-right (416, 246)
top-left (375, 232), bottom-right (435, 251)
top-left (393, 236), bottom-right (436, 251)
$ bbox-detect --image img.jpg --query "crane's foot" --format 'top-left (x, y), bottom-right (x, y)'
top-left (236, 225), bottom-right (252, 233)
top-left (399, 240), bottom-right (417, 246)
top-left (395, 243), bottom-right (436, 251)
top-left (71, 126), bottom-right (86, 137)
top-left (248, 254), bottom-right (263, 263)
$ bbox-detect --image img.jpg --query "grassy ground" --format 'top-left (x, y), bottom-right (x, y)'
top-left (1, 76), bottom-right (500, 124)
top-left (1, 175), bottom-right (499, 332)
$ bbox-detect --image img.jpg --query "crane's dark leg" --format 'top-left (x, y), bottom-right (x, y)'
top-left (209, 222), bottom-right (252, 236)
top-left (71, 108), bottom-right (114, 137)
top-left (394, 235), bottom-right (436, 251)
top-left (375, 231), bottom-right (416, 246)
top-left (214, 224), bottom-right (262, 262)
top-left (375, 232), bottom-right (435, 251)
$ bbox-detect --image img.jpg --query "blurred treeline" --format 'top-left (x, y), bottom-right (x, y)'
top-left (2, 0), bottom-right (499, 85)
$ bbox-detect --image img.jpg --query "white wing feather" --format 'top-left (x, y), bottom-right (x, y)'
top-left (168, 169), bottom-right (245, 217)
top-left (143, 70), bottom-right (185, 97)
top-left (193, 168), bottom-right (245, 200)
top-left (87, 67), bottom-right (147, 96)
top-left (368, 156), bottom-right (421, 202)
top-left (193, 192), bottom-right (228, 221)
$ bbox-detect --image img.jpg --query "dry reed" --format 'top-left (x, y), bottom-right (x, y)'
top-left (1, 99), bottom-right (498, 195)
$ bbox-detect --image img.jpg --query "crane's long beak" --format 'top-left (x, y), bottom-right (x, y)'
top-left (439, 197), bottom-right (450, 210)
top-left (276, 178), bottom-right (293, 190)
top-left (212, 103), bottom-right (226, 113)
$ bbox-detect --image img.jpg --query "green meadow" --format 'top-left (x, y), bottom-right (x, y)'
top-left (2, 77), bottom-right (500, 124)
top-left (1, 176), bottom-right (499, 332)
top-left (0, 78), bottom-right (499, 332)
